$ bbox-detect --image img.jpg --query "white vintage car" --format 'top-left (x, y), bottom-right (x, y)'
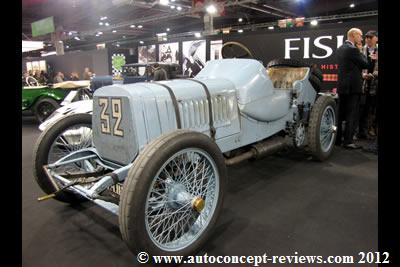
top-left (33, 54), bottom-right (336, 260)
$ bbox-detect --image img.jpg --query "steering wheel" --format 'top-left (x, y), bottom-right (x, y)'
top-left (221, 42), bottom-right (254, 59)
top-left (26, 76), bottom-right (39, 86)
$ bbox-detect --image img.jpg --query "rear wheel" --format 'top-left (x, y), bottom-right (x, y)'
top-left (307, 96), bottom-right (337, 161)
top-left (34, 97), bottom-right (60, 123)
top-left (119, 130), bottom-right (226, 259)
top-left (33, 113), bottom-right (93, 203)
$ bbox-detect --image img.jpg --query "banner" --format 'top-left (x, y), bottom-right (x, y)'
top-left (31, 16), bottom-right (55, 37)
top-left (223, 19), bottom-right (377, 91)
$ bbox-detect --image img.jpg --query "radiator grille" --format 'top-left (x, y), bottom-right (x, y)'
top-left (179, 95), bottom-right (233, 129)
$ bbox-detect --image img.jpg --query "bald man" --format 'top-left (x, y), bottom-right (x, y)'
top-left (335, 28), bottom-right (369, 149)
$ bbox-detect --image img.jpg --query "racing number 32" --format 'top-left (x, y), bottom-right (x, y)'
top-left (98, 97), bottom-right (124, 137)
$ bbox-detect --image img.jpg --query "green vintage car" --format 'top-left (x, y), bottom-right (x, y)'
top-left (22, 80), bottom-right (91, 122)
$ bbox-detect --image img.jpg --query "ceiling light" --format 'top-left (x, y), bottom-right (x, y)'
top-left (170, 5), bottom-right (175, 9)
top-left (98, 32), bottom-right (103, 35)
top-left (206, 4), bottom-right (217, 14)
top-left (139, 41), bottom-right (144, 44)
top-left (166, 28), bottom-right (170, 31)
top-left (238, 18), bottom-right (243, 22)
top-left (100, 16), bottom-right (108, 20)
top-left (160, 0), bottom-right (169, 5)
top-left (105, 22), bottom-right (110, 26)
top-left (268, 26), bottom-right (274, 30)
top-left (157, 32), bottom-right (167, 36)
top-left (74, 36), bottom-right (80, 41)
top-left (130, 25), bottom-right (136, 28)
top-left (99, 22), bottom-right (103, 26)
top-left (194, 32), bottom-right (201, 38)
top-left (58, 40), bottom-right (63, 43)
top-left (310, 20), bottom-right (318, 26)
top-left (123, 36), bottom-right (126, 38)
top-left (350, 3), bottom-right (355, 8)
top-left (116, 44), bottom-right (120, 47)
top-left (66, 45), bottom-right (70, 48)
top-left (177, 6), bottom-right (182, 11)
top-left (95, 34), bottom-right (99, 37)
top-left (238, 29), bottom-right (243, 33)
top-left (112, 30), bottom-right (117, 33)
top-left (68, 32), bottom-right (73, 36)
top-left (138, 25), bottom-right (143, 28)
top-left (171, 0), bottom-right (175, 2)
top-left (162, 37), bottom-right (167, 41)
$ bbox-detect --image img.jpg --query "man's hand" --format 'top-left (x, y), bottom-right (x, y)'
top-left (370, 52), bottom-right (378, 60)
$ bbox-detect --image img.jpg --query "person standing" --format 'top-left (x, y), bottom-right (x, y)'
top-left (358, 30), bottom-right (378, 139)
top-left (152, 63), bottom-right (168, 81)
top-left (82, 67), bottom-right (91, 80)
top-left (53, 72), bottom-right (64, 83)
top-left (335, 28), bottom-right (369, 149)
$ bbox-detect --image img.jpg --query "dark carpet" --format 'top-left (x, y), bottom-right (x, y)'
top-left (22, 117), bottom-right (377, 266)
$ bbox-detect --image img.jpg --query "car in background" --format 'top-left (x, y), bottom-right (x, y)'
top-left (22, 80), bottom-right (91, 122)
top-left (122, 62), bottom-right (182, 83)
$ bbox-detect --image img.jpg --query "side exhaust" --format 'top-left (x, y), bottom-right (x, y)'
top-left (225, 136), bottom-right (287, 166)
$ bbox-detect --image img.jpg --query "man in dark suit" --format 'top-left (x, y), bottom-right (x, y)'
top-left (336, 28), bottom-right (369, 149)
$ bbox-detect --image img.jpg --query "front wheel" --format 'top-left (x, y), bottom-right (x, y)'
top-left (119, 130), bottom-right (226, 258)
top-left (307, 96), bottom-right (337, 161)
top-left (33, 113), bottom-right (93, 203)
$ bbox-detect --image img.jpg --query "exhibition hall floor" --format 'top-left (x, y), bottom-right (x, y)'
top-left (22, 117), bottom-right (378, 267)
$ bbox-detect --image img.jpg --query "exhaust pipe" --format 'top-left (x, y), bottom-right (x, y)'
top-left (225, 136), bottom-right (287, 166)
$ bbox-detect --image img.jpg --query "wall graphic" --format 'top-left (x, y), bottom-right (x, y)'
top-left (138, 45), bottom-right (156, 63)
top-left (223, 19), bottom-right (377, 91)
top-left (159, 42), bottom-right (179, 63)
top-left (182, 40), bottom-right (206, 77)
top-left (210, 40), bottom-right (223, 61)
top-left (111, 54), bottom-right (126, 77)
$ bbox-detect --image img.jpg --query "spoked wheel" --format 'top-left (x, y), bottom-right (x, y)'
top-left (119, 130), bottom-right (226, 258)
top-left (33, 113), bottom-right (94, 203)
top-left (308, 95), bottom-right (337, 161)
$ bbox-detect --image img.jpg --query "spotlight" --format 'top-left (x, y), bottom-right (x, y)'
top-left (350, 3), bottom-right (355, 8)
top-left (99, 22), bottom-right (103, 26)
top-left (238, 29), bottom-right (243, 33)
top-left (238, 18), bottom-right (243, 22)
top-left (138, 25), bottom-right (143, 28)
top-left (177, 6), bottom-right (182, 11)
top-left (206, 4), bottom-right (217, 14)
top-left (130, 25), bottom-right (136, 28)
top-left (268, 26), bottom-right (274, 30)
top-left (139, 41), bottom-right (144, 44)
top-left (160, 0), bottom-right (169, 5)
top-left (112, 30), bottom-right (117, 33)
top-left (310, 20), bottom-right (318, 26)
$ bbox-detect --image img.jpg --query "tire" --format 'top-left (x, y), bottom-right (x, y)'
top-left (307, 95), bottom-right (337, 161)
top-left (309, 74), bottom-right (322, 92)
top-left (33, 113), bottom-right (93, 203)
top-left (267, 58), bottom-right (309, 68)
top-left (34, 97), bottom-right (60, 123)
top-left (119, 130), bottom-right (227, 259)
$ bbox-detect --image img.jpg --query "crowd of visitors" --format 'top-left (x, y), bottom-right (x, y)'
top-left (22, 67), bottom-right (95, 86)
top-left (336, 28), bottom-right (378, 154)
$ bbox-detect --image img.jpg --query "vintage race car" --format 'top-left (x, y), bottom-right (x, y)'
top-left (33, 56), bottom-right (337, 259)
top-left (22, 80), bottom-right (91, 122)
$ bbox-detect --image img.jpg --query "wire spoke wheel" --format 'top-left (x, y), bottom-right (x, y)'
top-left (33, 113), bottom-right (94, 203)
top-left (48, 124), bottom-right (93, 174)
top-left (119, 130), bottom-right (226, 258)
top-left (308, 95), bottom-right (337, 161)
top-left (319, 106), bottom-right (336, 152)
top-left (145, 148), bottom-right (219, 251)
